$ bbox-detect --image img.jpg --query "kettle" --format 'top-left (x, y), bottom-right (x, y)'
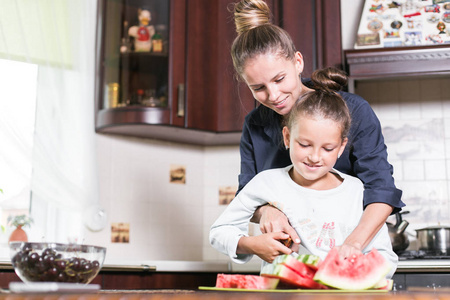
top-left (387, 211), bottom-right (410, 253)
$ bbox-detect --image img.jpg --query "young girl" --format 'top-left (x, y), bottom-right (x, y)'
top-left (230, 0), bottom-right (404, 259)
top-left (210, 68), bottom-right (397, 278)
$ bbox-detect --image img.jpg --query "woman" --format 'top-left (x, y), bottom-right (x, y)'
top-left (230, 0), bottom-right (404, 258)
top-left (210, 67), bottom-right (397, 278)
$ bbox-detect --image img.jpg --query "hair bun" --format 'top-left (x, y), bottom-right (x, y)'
top-left (232, 0), bottom-right (272, 35)
top-left (311, 67), bottom-right (348, 92)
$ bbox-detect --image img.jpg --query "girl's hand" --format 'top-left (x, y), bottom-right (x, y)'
top-left (238, 232), bottom-right (293, 263)
top-left (257, 205), bottom-right (301, 245)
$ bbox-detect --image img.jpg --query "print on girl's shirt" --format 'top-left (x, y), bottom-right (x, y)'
top-left (316, 222), bottom-right (336, 249)
top-left (296, 218), bottom-right (319, 242)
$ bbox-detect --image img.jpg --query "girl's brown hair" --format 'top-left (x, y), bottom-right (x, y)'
top-left (230, 0), bottom-right (297, 77)
top-left (285, 67), bottom-right (351, 140)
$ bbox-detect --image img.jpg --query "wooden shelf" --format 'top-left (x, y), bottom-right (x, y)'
top-left (345, 45), bottom-right (450, 79)
top-left (344, 45), bottom-right (450, 92)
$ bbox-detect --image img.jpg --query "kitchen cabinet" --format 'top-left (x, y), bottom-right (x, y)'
top-left (95, 0), bottom-right (255, 145)
top-left (393, 273), bottom-right (450, 291)
top-left (280, 0), bottom-right (343, 77)
top-left (95, 0), bottom-right (343, 145)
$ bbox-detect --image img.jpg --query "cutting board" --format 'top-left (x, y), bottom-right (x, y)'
top-left (198, 286), bottom-right (389, 293)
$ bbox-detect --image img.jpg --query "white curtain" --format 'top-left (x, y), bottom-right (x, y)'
top-left (0, 60), bottom-right (37, 211)
top-left (0, 0), bottom-right (100, 242)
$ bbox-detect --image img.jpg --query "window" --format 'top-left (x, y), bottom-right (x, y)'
top-left (0, 59), bottom-right (37, 228)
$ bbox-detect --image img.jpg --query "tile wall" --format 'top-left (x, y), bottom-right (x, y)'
top-left (87, 76), bottom-right (450, 263)
top-left (86, 133), bottom-right (241, 262)
top-left (356, 76), bottom-right (450, 247)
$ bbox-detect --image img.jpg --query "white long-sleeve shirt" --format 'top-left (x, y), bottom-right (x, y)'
top-left (210, 166), bottom-right (397, 278)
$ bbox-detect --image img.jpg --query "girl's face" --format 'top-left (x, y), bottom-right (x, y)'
top-left (242, 52), bottom-right (309, 116)
top-left (282, 115), bottom-right (347, 190)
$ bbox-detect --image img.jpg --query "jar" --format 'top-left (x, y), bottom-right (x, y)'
top-left (107, 83), bottom-right (119, 108)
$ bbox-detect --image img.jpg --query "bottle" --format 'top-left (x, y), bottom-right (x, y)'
top-left (120, 21), bottom-right (131, 53)
top-left (152, 32), bottom-right (163, 53)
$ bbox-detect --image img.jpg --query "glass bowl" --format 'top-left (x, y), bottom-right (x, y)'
top-left (10, 242), bottom-right (106, 284)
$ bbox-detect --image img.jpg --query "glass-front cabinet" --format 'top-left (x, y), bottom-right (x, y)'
top-left (95, 0), bottom-right (186, 132)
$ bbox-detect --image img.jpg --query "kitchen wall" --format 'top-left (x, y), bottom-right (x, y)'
top-left (356, 77), bottom-right (450, 242)
top-left (84, 134), bottom-right (240, 262)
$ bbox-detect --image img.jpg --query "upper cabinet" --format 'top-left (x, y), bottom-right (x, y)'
top-left (94, 0), bottom-right (342, 145)
top-left (95, 0), bottom-right (191, 140)
top-left (279, 0), bottom-right (343, 77)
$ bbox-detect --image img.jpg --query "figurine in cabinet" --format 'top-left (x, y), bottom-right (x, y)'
top-left (128, 9), bottom-right (155, 52)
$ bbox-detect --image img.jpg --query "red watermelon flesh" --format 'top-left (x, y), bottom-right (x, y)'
top-left (313, 248), bottom-right (392, 290)
top-left (215, 274), bottom-right (279, 289)
top-left (261, 264), bottom-right (327, 289)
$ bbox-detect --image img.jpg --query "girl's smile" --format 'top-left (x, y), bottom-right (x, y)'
top-left (283, 115), bottom-right (347, 190)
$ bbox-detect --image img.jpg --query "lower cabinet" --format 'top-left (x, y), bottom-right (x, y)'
top-left (100, 271), bottom-right (219, 290)
top-left (4, 268), bottom-right (450, 291)
top-left (393, 273), bottom-right (450, 291)
top-left (0, 269), bottom-right (224, 290)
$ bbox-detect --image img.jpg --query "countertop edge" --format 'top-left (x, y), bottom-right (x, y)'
top-left (0, 260), bottom-right (449, 273)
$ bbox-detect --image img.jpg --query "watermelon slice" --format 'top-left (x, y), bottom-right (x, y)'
top-left (215, 274), bottom-right (279, 289)
top-left (261, 264), bottom-right (327, 289)
top-left (313, 248), bottom-right (392, 290)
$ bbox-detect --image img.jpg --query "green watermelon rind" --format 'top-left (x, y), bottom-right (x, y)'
top-left (313, 248), bottom-right (392, 290)
top-left (297, 254), bottom-right (321, 269)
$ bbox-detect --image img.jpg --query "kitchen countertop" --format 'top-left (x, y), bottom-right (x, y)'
top-left (0, 258), bottom-right (449, 273)
top-left (1, 289), bottom-right (450, 299)
top-left (101, 258), bottom-right (450, 273)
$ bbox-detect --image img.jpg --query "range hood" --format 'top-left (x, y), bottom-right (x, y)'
top-left (344, 45), bottom-right (450, 92)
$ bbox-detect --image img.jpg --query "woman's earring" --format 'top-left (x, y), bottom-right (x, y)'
top-left (285, 145), bottom-right (289, 150)
top-left (338, 154), bottom-right (341, 159)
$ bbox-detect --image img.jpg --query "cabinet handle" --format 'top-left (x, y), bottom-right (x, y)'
top-left (177, 84), bottom-right (185, 117)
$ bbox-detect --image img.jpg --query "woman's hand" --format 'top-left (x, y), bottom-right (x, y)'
top-left (340, 203), bottom-right (393, 253)
top-left (252, 205), bottom-right (301, 245)
top-left (334, 242), bottom-right (363, 259)
top-left (336, 203), bottom-right (393, 259)
top-left (237, 232), bottom-right (293, 263)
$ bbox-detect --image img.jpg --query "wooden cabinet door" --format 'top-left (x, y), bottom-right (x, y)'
top-left (184, 0), bottom-right (342, 132)
top-left (184, 0), bottom-right (255, 132)
top-left (169, 0), bottom-right (187, 127)
top-left (280, 0), bottom-right (342, 77)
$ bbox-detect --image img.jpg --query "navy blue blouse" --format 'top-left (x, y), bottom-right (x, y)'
top-left (237, 83), bottom-right (405, 213)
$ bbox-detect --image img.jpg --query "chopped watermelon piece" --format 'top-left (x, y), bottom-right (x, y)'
top-left (373, 278), bottom-right (394, 290)
top-left (261, 264), bottom-right (327, 289)
top-left (271, 254), bottom-right (316, 278)
top-left (297, 254), bottom-right (322, 270)
top-left (215, 274), bottom-right (279, 289)
top-left (313, 248), bottom-right (392, 290)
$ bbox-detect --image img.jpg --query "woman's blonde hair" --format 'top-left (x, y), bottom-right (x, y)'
top-left (285, 67), bottom-right (351, 141)
top-left (230, 0), bottom-right (297, 77)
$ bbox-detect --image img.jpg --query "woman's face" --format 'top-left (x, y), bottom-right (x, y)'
top-left (241, 52), bottom-right (307, 116)
top-left (283, 115), bottom-right (347, 190)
